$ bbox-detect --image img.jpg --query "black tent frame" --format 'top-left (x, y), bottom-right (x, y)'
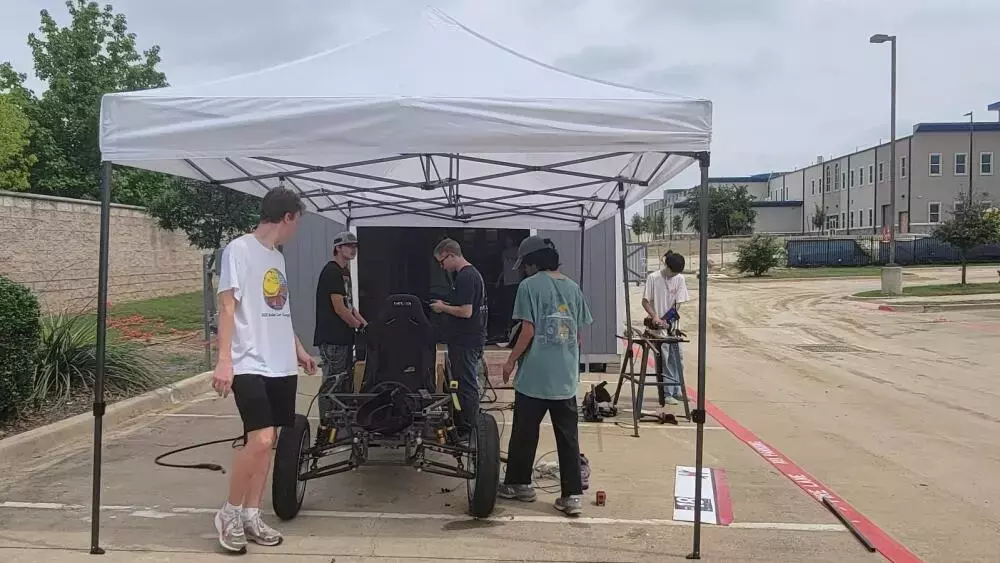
top-left (88, 150), bottom-right (712, 558)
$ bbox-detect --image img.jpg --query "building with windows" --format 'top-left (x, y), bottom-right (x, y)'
top-left (798, 120), bottom-right (1000, 234)
top-left (643, 102), bottom-right (1000, 236)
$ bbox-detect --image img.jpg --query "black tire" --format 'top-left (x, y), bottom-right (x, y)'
top-left (467, 411), bottom-right (501, 518)
top-left (272, 414), bottom-right (310, 521)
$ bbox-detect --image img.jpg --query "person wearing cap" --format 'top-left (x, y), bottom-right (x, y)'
top-left (313, 231), bottom-right (367, 446)
top-left (499, 236), bottom-right (593, 517)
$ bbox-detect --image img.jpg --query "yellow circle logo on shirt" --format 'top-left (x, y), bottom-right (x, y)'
top-left (262, 268), bottom-right (288, 310)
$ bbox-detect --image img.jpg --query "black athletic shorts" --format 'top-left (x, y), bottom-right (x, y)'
top-left (231, 374), bottom-right (298, 435)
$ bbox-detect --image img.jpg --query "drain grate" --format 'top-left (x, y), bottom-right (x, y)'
top-left (794, 344), bottom-right (871, 354)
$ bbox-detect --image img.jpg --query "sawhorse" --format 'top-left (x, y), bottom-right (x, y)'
top-left (612, 331), bottom-right (691, 437)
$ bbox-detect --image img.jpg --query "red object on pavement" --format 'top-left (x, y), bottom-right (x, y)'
top-left (595, 490), bottom-right (606, 506)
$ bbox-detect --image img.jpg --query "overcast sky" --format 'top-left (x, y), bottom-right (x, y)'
top-left (3, 0), bottom-right (999, 205)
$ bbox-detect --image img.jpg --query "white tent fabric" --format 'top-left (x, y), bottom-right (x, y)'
top-left (99, 8), bottom-right (712, 229)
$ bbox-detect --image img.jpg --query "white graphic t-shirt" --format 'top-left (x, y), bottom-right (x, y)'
top-left (217, 234), bottom-right (298, 377)
top-left (643, 271), bottom-right (690, 333)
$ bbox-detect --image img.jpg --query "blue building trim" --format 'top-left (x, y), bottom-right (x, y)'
top-left (674, 200), bottom-right (802, 209)
top-left (988, 101), bottom-right (1000, 112)
top-left (913, 122), bottom-right (1000, 133)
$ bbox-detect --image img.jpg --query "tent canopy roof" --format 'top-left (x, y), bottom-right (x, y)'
top-left (99, 8), bottom-right (712, 230)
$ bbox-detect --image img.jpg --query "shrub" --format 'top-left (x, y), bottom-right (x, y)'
top-left (0, 276), bottom-right (41, 421)
top-left (32, 313), bottom-right (160, 405)
top-left (736, 235), bottom-right (786, 277)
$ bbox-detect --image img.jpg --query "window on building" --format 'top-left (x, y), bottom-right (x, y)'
top-left (811, 179), bottom-right (816, 195)
top-left (982, 152), bottom-right (994, 175)
top-left (825, 166), bottom-right (831, 192)
top-left (849, 169), bottom-right (854, 188)
top-left (841, 172), bottom-right (846, 190)
top-left (929, 153), bottom-right (942, 176)
top-left (900, 156), bottom-right (908, 179)
top-left (878, 162), bottom-right (885, 182)
top-left (869, 208), bottom-right (873, 227)
top-left (928, 202), bottom-right (941, 223)
top-left (954, 200), bottom-right (964, 213)
top-left (954, 153), bottom-right (968, 176)
top-left (850, 210), bottom-right (854, 228)
top-left (858, 167), bottom-right (864, 186)
top-left (868, 164), bottom-right (874, 185)
top-left (841, 212), bottom-right (845, 226)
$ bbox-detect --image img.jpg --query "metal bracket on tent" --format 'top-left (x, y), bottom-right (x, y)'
top-left (690, 409), bottom-right (706, 424)
top-left (696, 152), bottom-right (711, 167)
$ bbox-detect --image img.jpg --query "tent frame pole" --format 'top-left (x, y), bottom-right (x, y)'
top-left (615, 181), bottom-right (638, 438)
top-left (687, 151), bottom-right (711, 560)
top-left (90, 161), bottom-right (113, 555)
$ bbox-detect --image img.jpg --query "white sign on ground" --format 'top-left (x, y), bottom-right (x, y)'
top-left (673, 466), bottom-right (733, 526)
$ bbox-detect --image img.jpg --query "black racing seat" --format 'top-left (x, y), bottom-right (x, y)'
top-left (361, 294), bottom-right (437, 393)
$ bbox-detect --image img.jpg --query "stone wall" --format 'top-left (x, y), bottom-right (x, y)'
top-left (0, 191), bottom-right (203, 312)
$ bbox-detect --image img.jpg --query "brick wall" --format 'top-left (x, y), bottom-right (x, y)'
top-left (0, 191), bottom-right (203, 312)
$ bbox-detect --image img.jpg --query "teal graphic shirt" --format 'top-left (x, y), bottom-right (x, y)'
top-left (512, 272), bottom-right (593, 400)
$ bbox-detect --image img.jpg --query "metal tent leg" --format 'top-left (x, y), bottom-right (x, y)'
top-left (90, 161), bottom-right (112, 555)
top-left (687, 152), bottom-right (711, 560)
top-left (615, 182), bottom-right (639, 438)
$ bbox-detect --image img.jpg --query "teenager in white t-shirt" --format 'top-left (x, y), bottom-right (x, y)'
top-left (211, 187), bottom-right (317, 553)
top-left (641, 251), bottom-right (690, 404)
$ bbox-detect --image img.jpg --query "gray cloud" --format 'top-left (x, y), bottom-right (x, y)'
top-left (552, 44), bottom-right (657, 78)
top-left (2, 0), bottom-right (998, 210)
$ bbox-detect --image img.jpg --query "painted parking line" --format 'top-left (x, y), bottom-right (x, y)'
top-left (151, 412), bottom-right (726, 431)
top-left (0, 501), bottom-right (845, 532)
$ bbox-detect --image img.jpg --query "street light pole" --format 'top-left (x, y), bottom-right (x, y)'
top-left (965, 111), bottom-right (974, 200)
top-left (871, 33), bottom-right (902, 292)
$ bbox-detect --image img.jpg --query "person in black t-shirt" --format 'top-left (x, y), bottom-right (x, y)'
top-left (314, 231), bottom-right (367, 444)
top-left (430, 238), bottom-right (487, 437)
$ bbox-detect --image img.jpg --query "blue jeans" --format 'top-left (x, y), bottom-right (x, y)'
top-left (659, 342), bottom-right (683, 398)
top-left (448, 344), bottom-right (483, 432)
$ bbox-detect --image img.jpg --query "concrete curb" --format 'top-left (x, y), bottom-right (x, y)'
top-left (0, 371), bottom-right (213, 463)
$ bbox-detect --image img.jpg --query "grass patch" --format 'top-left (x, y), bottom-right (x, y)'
top-left (746, 266), bottom-right (889, 279)
top-left (109, 291), bottom-right (205, 333)
top-left (854, 282), bottom-right (1000, 298)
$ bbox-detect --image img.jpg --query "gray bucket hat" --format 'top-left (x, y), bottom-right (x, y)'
top-left (333, 231), bottom-right (358, 248)
top-left (512, 235), bottom-right (555, 269)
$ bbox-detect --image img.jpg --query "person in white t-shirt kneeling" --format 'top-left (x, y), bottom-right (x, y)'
top-left (640, 251), bottom-right (690, 405)
top-left (211, 187), bottom-right (318, 554)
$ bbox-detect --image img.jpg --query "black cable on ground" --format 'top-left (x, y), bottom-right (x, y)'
top-left (154, 436), bottom-right (245, 473)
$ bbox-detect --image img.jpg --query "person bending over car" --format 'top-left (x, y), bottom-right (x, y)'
top-left (500, 236), bottom-right (593, 516)
top-left (212, 187), bottom-right (318, 553)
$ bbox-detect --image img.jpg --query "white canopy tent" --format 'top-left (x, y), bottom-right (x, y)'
top-left (91, 7), bottom-right (715, 558)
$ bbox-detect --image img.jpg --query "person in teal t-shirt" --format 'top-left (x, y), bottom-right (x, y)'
top-left (499, 236), bottom-right (592, 517)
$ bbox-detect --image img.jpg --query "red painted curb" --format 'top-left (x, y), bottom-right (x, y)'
top-left (686, 386), bottom-right (923, 562)
top-left (878, 304), bottom-right (896, 312)
top-left (624, 342), bottom-right (921, 560)
top-left (712, 468), bottom-right (734, 526)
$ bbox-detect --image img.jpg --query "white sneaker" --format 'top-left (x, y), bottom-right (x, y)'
top-left (214, 509), bottom-right (247, 553)
top-left (244, 511), bottom-right (283, 546)
top-left (664, 396), bottom-right (680, 406)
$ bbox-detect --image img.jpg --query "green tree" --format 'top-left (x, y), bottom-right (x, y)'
top-left (735, 234), bottom-right (786, 277)
top-left (647, 212), bottom-right (666, 240)
top-left (681, 184), bottom-right (757, 238)
top-left (630, 213), bottom-right (646, 241)
top-left (811, 204), bottom-right (826, 232)
top-left (147, 179), bottom-right (260, 251)
top-left (0, 94), bottom-right (37, 191)
top-left (671, 214), bottom-right (683, 236)
top-left (932, 193), bottom-right (1000, 285)
top-left (0, 1), bottom-right (168, 204)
